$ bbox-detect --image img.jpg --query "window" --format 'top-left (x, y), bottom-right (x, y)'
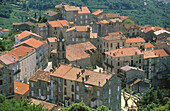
top-left (64, 87), bottom-right (67, 95)
top-left (9, 77), bottom-right (12, 83)
top-left (83, 37), bottom-right (85, 41)
top-left (47, 87), bottom-right (49, 92)
top-left (64, 79), bottom-right (67, 85)
top-left (109, 89), bottom-right (111, 95)
top-left (85, 20), bottom-right (88, 24)
top-left (47, 95), bottom-right (50, 100)
top-left (131, 60), bottom-right (133, 65)
top-left (118, 86), bottom-right (120, 92)
top-left (58, 78), bottom-right (61, 84)
top-left (80, 21), bottom-right (82, 24)
top-left (76, 94), bottom-right (79, 100)
top-left (0, 80), bottom-right (3, 85)
top-left (117, 69), bottom-right (120, 73)
top-left (118, 62), bottom-right (120, 66)
top-left (80, 16), bottom-right (82, 19)
top-left (31, 91), bottom-right (34, 96)
top-left (104, 42), bottom-right (105, 46)
top-left (72, 38), bottom-right (75, 41)
top-left (76, 38), bottom-right (78, 42)
top-left (77, 86), bottom-right (79, 91)
top-left (111, 43), bottom-right (112, 48)
top-left (0, 90), bottom-right (3, 94)
top-left (108, 98), bottom-right (110, 103)
top-left (139, 59), bottom-right (141, 63)
top-left (123, 42), bottom-right (124, 46)
top-left (97, 91), bottom-right (100, 96)
top-left (62, 38), bottom-right (64, 42)
top-left (75, 18), bottom-right (77, 22)
top-left (107, 43), bottom-right (109, 47)
top-left (59, 87), bottom-right (61, 92)
top-left (51, 45), bottom-right (53, 48)
top-left (71, 85), bottom-right (74, 92)
top-left (9, 87), bottom-right (12, 93)
top-left (86, 15), bottom-right (88, 18)
top-left (72, 94), bottom-right (74, 101)
top-left (117, 95), bottom-right (119, 100)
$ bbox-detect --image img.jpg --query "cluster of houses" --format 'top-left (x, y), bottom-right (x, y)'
top-left (0, 2), bottom-right (170, 111)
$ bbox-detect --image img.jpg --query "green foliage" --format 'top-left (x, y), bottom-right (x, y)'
top-left (0, 29), bottom-right (21, 53)
top-left (62, 101), bottom-right (110, 111)
top-left (151, 101), bottom-right (170, 111)
top-left (0, 4), bottom-right (13, 18)
top-left (38, 15), bottom-right (48, 23)
top-left (123, 19), bottom-right (135, 25)
top-left (0, 94), bottom-right (48, 111)
top-left (137, 88), bottom-right (169, 111)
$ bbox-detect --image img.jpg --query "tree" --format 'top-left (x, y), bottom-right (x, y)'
top-left (38, 15), bottom-right (48, 23)
top-left (0, 94), bottom-right (48, 111)
top-left (123, 19), bottom-right (135, 25)
top-left (151, 101), bottom-right (170, 111)
top-left (137, 88), bottom-right (168, 111)
top-left (96, 105), bottom-right (110, 111)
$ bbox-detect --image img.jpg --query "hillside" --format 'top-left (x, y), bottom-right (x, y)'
top-left (0, 0), bottom-right (169, 29)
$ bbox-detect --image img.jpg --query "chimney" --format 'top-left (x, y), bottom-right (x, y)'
top-left (82, 77), bottom-right (84, 82)
top-left (121, 51), bottom-right (123, 54)
top-left (85, 75), bottom-right (89, 81)
top-left (27, 51), bottom-right (30, 53)
top-left (113, 53), bottom-right (115, 56)
top-left (98, 82), bottom-right (101, 86)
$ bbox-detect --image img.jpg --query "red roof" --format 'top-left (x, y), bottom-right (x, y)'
top-left (15, 31), bottom-right (42, 40)
top-left (108, 32), bottom-right (123, 36)
top-left (2, 29), bottom-right (9, 32)
top-left (120, 16), bottom-right (129, 21)
top-left (14, 81), bottom-right (29, 95)
top-left (126, 38), bottom-right (145, 43)
top-left (14, 38), bottom-right (44, 49)
top-left (92, 10), bottom-right (104, 15)
top-left (78, 7), bottom-right (91, 14)
top-left (48, 20), bottom-right (68, 28)
top-left (100, 20), bottom-right (109, 24)
top-left (153, 49), bottom-right (169, 57)
top-left (145, 43), bottom-right (154, 48)
top-left (6, 45), bottom-right (34, 59)
top-left (143, 27), bottom-right (153, 33)
top-left (47, 37), bottom-right (56, 43)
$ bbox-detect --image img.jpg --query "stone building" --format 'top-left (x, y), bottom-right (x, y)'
top-left (104, 47), bottom-right (144, 75)
top-left (0, 54), bottom-right (20, 81)
top-left (4, 46), bottom-right (36, 83)
top-left (125, 37), bottom-right (145, 50)
top-left (141, 27), bottom-right (155, 42)
top-left (51, 30), bottom-right (66, 67)
top-left (122, 24), bottom-right (141, 38)
top-left (97, 32), bottom-right (126, 64)
top-left (55, 4), bottom-right (91, 26)
top-left (144, 43), bottom-right (155, 51)
top-left (66, 26), bottom-right (90, 45)
top-left (0, 63), bottom-right (14, 99)
top-left (47, 20), bottom-right (68, 37)
top-left (14, 81), bottom-right (29, 101)
top-left (154, 29), bottom-right (170, 41)
top-left (44, 10), bottom-right (59, 21)
top-left (143, 49), bottom-right (170, 88)
top-left (29, 70), bottom-right (51, 101)
top-left (36, 23), bottom-right (48, 40)
top-left (15, 31), bottom-right (43, 45)
top-left (47, 37), bottom-right (57, 60)
top-left (50, 64), bottom-right (121, 111)
top-left (155, 41), bottom-right (170, 55)
top-left (13, 38), bottom-right (44, 71)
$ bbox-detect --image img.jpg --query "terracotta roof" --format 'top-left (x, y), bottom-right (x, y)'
top-left (66, 26), bottom-right (88, 32)
top-left (92, 10), bottom-right (104, 15)
top-left (124, 24), bottom-right (138, 30)
top-left (110, 18), bottom-right (122, 23)
top-left (25, 17), bottom-right (38, 22)
top-left (14, 81), bottom-right (29, 95)
top-left (120, 66), bottom-right (144, 72)
top-left (64, 5), bottom-right (79, 11)
top-left (29, 70), bottom-right (50, 82)
top-left (145, 43), bottom-right (155, 48)
top-left (126, 37), bottom-right (145, 43)
top-left (90, 33), bottom-right (97, 38)
top-left (98, 13), bottom-right (120, 19)
top-left (24, 21), bottom-right (36, 26)
top-left (78, 7), bottom-right (91, 14)
top-left (6, 45), bottom-right (34, 59)
top-left (101, 34), bottom-right (126, 41)
top-left (51, 64), bottom-right (113, 87)
top-left (48, 20), bottom-right (68, 28)
top-left (44, 10), bottom-right (58, 16)
top-left (14, 38), bottom-right (44, 49)
top-left (51, 49), bottom-right (57, 54)
top-left (66, 41), bottom-right (97, 61)
top-left (55, 3), bottom-right (67, 8)
top-left (0, 54), bottom-right (18, 65)
top-left (13, 23), bottom-right (23, 25)
top-left (37, 23), bottom-right (47, 27)
top-left (143, 50), bottom-right (158, 59)
top-left (0, 63), bottom-right (4, 68)
top-left (47, 37), bottom-right (56, 43)
top-left (108, 32), bottom-right (123, 36)
top-left (120, 16), bottom-right (129, 21)
top-left (105, 47), bottom-right (143, 57)
top-left (154, 29), bottom-right (170, 35)
top-left (69, 22), bottom-right (74, 24)
top-left (99, 20), bottom-right (109, 24)
top-left (29, 98), bottom-right (56, 110)
top-left (2, 29), bottom-right (9, 32)
top-left (127, 78), bottom-right (149, 86)
top-left (15, 31), bottom-right (42, 40)
top-left (51, 64), bottom-right (73, 78)
top-left (152, 49), bottom-right (169, 57)
top-left (143, 27), bottom-right (153, 33)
